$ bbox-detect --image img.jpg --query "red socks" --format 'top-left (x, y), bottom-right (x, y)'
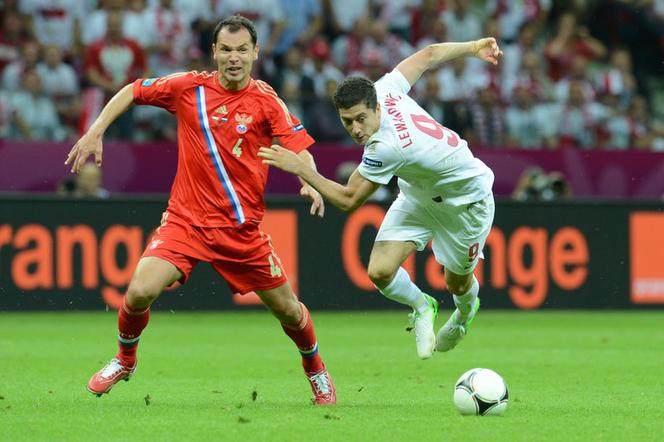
top-left (281, 303), bottom-right (324, 374)
top-left (116, 299), bottom-right (150, 366)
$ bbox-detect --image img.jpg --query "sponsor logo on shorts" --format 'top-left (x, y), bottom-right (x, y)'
top-left (141, 78), bottom-right (157, 87)
top-left (148, 239), bottom-right (164, 250)
top-left (362, 157), bottom-right (383, 168)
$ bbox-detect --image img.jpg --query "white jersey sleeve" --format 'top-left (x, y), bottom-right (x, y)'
top-left (357, 140), bottom-right (404, 185)
top-left (374, 69), bottom-right (411, 96)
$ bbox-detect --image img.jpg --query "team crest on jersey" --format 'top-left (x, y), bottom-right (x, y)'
top-left (235, 113), bottom-right (253, 134)
top-left (211, 105), bottom-right (229, 125)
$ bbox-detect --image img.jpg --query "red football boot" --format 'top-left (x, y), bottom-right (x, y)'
top-left (87, 358), bottom-right (136, 396)
top-left (307, 367), bottom-right (336, 405)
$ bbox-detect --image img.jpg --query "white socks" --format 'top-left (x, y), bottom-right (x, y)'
top-left (378, 267), bottom-right (428, 313)
top-left (453, 276), bottom-right (479, 321)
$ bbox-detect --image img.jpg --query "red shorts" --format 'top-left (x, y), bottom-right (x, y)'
top-left (142, 212), bottom-right (288, 294)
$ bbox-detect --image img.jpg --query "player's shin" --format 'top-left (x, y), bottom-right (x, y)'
top-left (378, 267), bottom-right (428, 312)
top-left (452, 276), bottom-right (479, 322)
top-left (281, 302), bottom-right (324, 374)
top-left (116, 298), bottom-right (150, 366)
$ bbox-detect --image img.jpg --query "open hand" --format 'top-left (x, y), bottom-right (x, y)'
top-left (65, 132), bottom-right (103, 173)
top-left (258, 145), bottom-right (305, 175)
top-left (473, 37), bottom-right (503, 65)
top-left (300, 184), bottom-right (325, 217)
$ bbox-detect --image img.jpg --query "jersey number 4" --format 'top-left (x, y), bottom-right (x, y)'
top-left (410, 114), bottom-right (459, 147)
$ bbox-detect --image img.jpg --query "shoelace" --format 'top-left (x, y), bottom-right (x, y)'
top-left (310, 372), bottom-right (332, 395)
top-left (100, 358), bottom-right (124, 378)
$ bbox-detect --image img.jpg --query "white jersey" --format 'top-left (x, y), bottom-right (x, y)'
top-left (358, 69), bottom-right (494, 206)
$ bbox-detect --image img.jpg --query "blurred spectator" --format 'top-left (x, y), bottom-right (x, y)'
top-left (323, 0), bottom-right (370, 36)
top-left (143, 0), bottom-right (194, 76)
top-left (19, 0), bottom-right (88, 52)
top-left (501, 22), bottom-right (542, 81)
top-left (36, 44), bottom-right (78, 97)
top-left (216, 0), bottom-right (285, 58)
top-left (469, 86), bottom-right (505, 147)
top-left (2, 39), bottom-right (41, 90)
top-left (556, 80), bottom-right (607, 149)
top-left (303, 38), bottom-right (344, 98)
top-left (81, 0), bottom-right (126, 47)
top-left (505, 86), bottom-right (556, 149)
top-left (361, 20), bottom-right (413, 70)
top-left (76, 163), bottom-right (110, 198)
top-left (544, 12), bottom-right (606, 82)
top-left (435, 58), bottom-right (484, 102)
top-left (554, 55), bottom-right (595, 103)
top-left (84, 11), bottom-right (147, 98)
top-left (512, 167), bottom-right (572, 201)
top-left (629, 96), bottom-right (664, 151)
top-left (374, 0), bottom-right (419, 41)
top-left (415, 18), bottom-right (447, 50)
top-left (331, 16), bottom-right (372, 73)
top-left (441, 0), bottom-right (482, 42)
top-left (486, 0), bottom-right (551, 43)
top-left (411, 0), bottom-right (448, 45)
top-left (0, 11), bottom-right (29, 72)
top-left (307, 79), bottom-right (352, 143)
top-left (6, 69), bottom-right (65, 140)
top-left (84, 11), bottom-right (146, 139)
top-left (503, 50), bottom-right (553, 101)
top-left (352, 49), bottom-right (388, 82)
top-left (595, 47), bottom-right (636, 110)
top-left (274, 47), bottom-right (315, 117)
top-left (599, 93), bottom-right (631, 150)
top-left (124, 0), bottom-right (154, 49)
top-left (275, 0), bottom-right (322, 59)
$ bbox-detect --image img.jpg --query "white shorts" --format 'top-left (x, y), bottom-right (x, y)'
top-left (375, 193), bottom-right (495, 275)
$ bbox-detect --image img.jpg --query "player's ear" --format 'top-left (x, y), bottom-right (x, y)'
top-left (254, 43), bottom-right (259, 60)
top-left (211, 44), bottom-right (217, 61)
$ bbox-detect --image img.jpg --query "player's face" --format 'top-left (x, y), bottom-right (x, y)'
top-left (213, 28), bottom-right (258, 90)
top-left (338, 103), bottom-right (381, 145)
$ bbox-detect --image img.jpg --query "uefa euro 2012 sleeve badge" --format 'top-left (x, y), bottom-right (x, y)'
top-left (235, 113), bottom-right (253, 134)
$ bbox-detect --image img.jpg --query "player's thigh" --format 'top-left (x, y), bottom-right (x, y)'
top-left (128, 256), bottom-right (184, 298)
top-left (431, 194), bottom-right (495, 276)
top-left (374, 194), bottom-right (432, 262)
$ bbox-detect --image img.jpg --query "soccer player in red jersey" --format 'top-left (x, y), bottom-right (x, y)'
top-left (65, 15), bottom-right (336, 405)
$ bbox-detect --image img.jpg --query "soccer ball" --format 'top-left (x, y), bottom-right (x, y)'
top-left (453, 368), bottom-right (509, 416)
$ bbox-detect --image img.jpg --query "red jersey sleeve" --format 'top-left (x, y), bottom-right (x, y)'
top-left (132, 71), bottom-right (194, 114)
top-left (255, 80), bottom-right (315, 153)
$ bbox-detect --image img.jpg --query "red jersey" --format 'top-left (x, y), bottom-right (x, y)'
top-left (133, 71), bottom-right (314, 227)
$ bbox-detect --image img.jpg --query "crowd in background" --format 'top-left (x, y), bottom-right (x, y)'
top-left (1, 0), bottom-right (664, 152)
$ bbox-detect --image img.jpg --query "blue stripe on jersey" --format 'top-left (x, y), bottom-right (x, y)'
top-left (195, 86), bottom-right (245, 225)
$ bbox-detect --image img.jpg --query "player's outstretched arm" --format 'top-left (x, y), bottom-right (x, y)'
top-left (396, 38), bottom-right (503, 86)
top-left (65, 83), bottom-right (135, 173)
top-left (258, 145), bottom-right (380, 213)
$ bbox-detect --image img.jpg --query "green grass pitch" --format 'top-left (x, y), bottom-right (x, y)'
top-left (1, 310), bottom-right (663, 441)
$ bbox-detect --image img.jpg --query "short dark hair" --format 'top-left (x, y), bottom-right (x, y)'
top-left (333, 77), bottom-right (377, 110)
top-left (212, 15), bottom-right (258, 46)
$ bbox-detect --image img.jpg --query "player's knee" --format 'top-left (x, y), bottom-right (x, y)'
top-left (274, 298), bottom-right (301, 324)
top-left (126, 281), bottom-right (161, 308)
top-left (367, 263), bottom-right (397, 289)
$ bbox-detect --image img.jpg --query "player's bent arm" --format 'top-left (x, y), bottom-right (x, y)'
top-left (298, 167), bottom-right (380, 213)
top-left (396, 38), bottom-right (501, 86)
top-left (86, 83), bottom-right (135, 137)
top-left (296, 149), bottom-right (318, 185)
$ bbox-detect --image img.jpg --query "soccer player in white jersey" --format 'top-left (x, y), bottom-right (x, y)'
top-left (260, 38), bottom-right (502, 359)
